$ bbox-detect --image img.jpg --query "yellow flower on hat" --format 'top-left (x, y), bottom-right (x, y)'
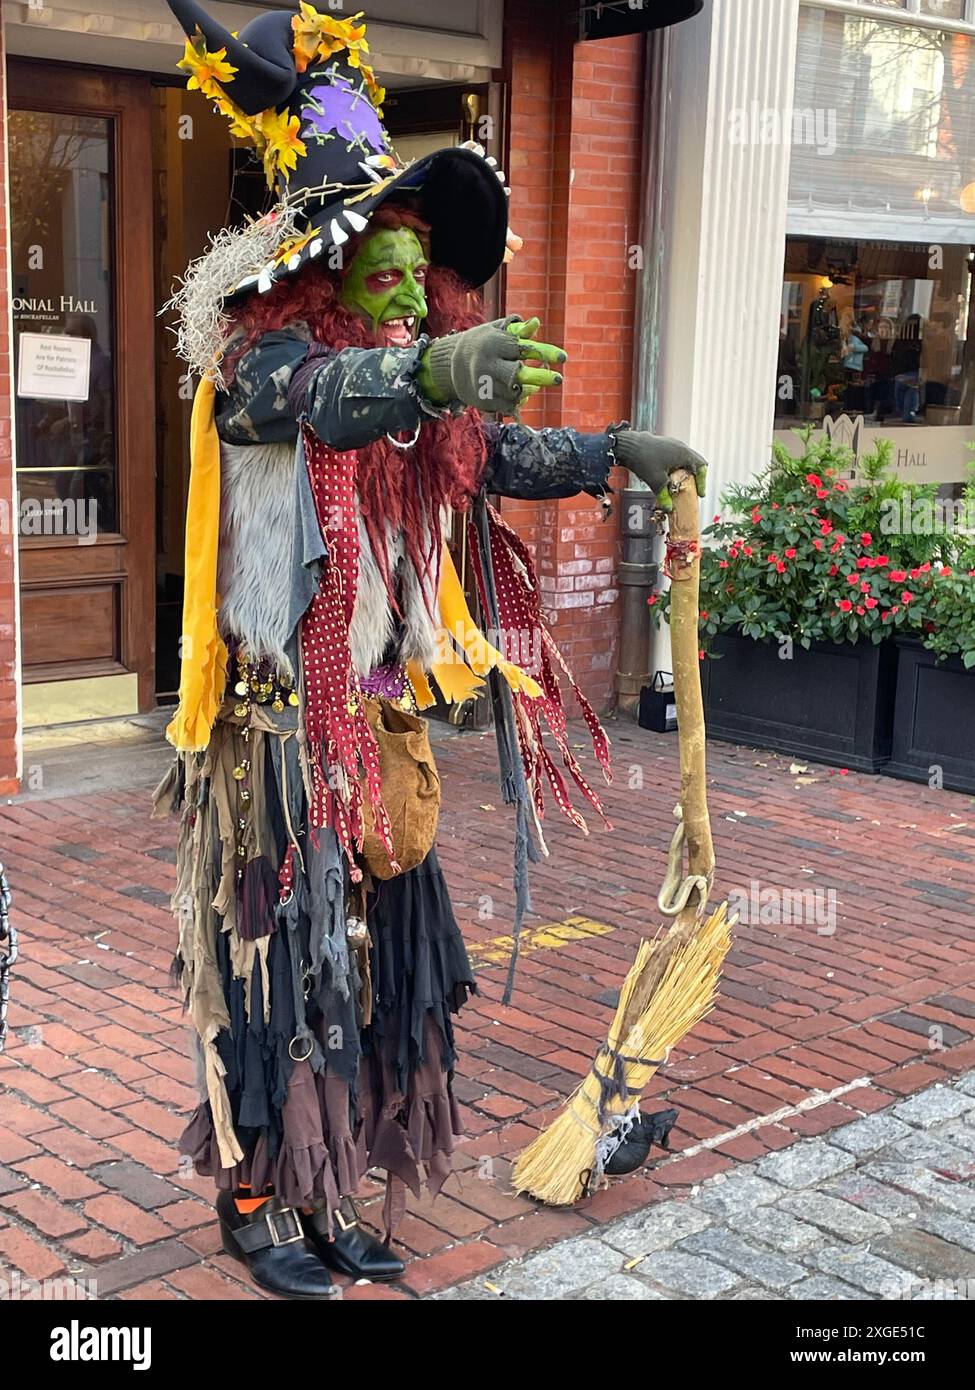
top-left (258, 108), bottom-right (307, 187)
top-left (289, 5), bottom-right (383, 111)
top-left (213, 93), bottom-right (259, 144)
top-left (178, 35), bottom-right (238, 101)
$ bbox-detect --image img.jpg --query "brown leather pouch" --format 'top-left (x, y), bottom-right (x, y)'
top-left (360, 697), bottom-right (441, 879)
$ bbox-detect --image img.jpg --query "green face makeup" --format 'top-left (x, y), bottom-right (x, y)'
top-left (340, 226), bottom-right (429, 347)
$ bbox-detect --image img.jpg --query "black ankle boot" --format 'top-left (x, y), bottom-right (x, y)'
top-left (216, 1191), bottom-right (336, 1299)
top-left (303, 1199), bottom-right (405, 1282)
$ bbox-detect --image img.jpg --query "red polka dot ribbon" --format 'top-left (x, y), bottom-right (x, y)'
top-left (299, 424), bottom-right (399, 880)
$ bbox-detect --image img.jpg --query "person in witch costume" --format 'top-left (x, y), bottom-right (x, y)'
top-left (158, 2), bottom-right (704, 1298)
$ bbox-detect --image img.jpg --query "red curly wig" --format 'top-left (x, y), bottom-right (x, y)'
top-left (225, 203), bottom-right (490, 611)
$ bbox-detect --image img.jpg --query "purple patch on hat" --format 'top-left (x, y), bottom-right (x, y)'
top-left (300, 78), bottom-right (386, 154)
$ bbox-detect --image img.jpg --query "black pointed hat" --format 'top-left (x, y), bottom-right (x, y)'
top-left (168, 2), bottom-right (509, 299)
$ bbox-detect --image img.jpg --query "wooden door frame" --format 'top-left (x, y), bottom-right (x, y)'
top-left (9, 60), bottom-right (157, 711)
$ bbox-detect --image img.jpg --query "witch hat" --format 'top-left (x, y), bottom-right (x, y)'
top-left (168, 2), bottom-right (508, 299)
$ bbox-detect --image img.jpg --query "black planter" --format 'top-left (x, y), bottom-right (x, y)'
top-left (702, 632), bottom-right (898, 773)
top-left (885, 639), bottom-right (975, 795)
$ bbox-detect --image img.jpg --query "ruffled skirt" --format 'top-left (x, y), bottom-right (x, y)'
top-left (158, 710), bottom-right (474, 1235)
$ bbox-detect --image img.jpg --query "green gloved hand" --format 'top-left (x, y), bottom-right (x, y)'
top-left (417, 316), bottom-right (566, 415)
top-left (612, 429), bottom-right (707, 503)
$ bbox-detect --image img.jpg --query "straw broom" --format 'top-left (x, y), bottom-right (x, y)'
top-left (512, 468), bottom-right (735, 1206)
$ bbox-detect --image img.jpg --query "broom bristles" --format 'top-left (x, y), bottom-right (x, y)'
top-left (512, 902), bottom-right (734, 1206)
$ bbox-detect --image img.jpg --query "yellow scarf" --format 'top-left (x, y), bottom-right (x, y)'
top-left (167, 381), bottom-right (539, 752)
top-left (166, 379), bottom-right (229, 752)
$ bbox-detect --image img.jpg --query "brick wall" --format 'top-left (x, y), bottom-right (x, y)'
top-left (0, 10), bottom-right (21, 794)
top-left (502, 0), bottom-right (644, 712)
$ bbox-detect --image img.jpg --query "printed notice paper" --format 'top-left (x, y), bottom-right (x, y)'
top-left (17, 332), bottom-right (92, 402)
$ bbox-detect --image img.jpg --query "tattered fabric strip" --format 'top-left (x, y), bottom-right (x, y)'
top-left (468, 502), bottom-right (612, 834)
top-left (299, 425), bottom-right (398, 880)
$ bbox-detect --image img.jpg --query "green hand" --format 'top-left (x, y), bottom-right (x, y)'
top-left (506, 318), bottom-right (566, 395)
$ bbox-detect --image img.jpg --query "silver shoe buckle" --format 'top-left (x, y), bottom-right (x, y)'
top-left (266, 1206), bottom-right (304, 1247)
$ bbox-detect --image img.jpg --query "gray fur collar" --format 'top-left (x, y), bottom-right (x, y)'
top-left (217, 440), bottom-right (443, 677)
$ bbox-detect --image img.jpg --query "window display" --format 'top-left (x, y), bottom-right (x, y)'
top-left (774, 236), bottom-right (975, 429)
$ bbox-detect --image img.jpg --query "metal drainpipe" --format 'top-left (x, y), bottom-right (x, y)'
top-left (615, 26), bottom-right (672, 718)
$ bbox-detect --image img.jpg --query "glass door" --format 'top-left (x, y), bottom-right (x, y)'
top-left (9, 63), bottom-right (156, 724)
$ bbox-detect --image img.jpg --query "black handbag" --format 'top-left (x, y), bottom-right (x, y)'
top-left (638, 670), bottom-right (678, 733)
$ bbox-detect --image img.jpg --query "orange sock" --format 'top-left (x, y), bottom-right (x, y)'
top-left (234, 1185), bottom-right (273, 1215)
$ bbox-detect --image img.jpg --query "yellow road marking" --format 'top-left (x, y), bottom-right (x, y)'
top-left (467, 914), bottom-right (616, 967)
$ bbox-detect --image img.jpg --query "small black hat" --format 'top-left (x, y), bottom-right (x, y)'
top-left (168, 2), bottom-right (509, 298)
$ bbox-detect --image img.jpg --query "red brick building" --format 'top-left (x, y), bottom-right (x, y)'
top-left (0, 0), bottom-right (699, 792)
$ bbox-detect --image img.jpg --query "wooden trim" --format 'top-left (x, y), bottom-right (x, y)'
top-left (8, 62), bottom-right (157, 712)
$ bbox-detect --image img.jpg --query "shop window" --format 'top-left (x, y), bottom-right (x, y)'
top-left (922, 2), bottom-right (967, 20)
top-left (791, 8), bottom-right (975, 243)
top-left (9, 110), bottom-right (117, 536)
top-left (775, 236), bottom-right (975, 427)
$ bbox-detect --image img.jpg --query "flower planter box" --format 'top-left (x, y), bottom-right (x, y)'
top-left (885, 639), bottom-right (975, 795)
top-left (701, 632), bottom-right (898, 773)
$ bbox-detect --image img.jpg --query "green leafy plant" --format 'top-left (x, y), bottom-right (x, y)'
top-left (914, 570), bottom-right (975, 670)
top-left (650, 429), bottom-right (961, 654)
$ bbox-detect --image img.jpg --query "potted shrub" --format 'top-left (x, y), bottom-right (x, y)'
top-left (649, 431), bottom-right (949, 772)
top-left (886, 468), bottom-right (975, 793)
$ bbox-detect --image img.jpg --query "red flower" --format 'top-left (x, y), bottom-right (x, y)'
top-left (846, 574), bottom-right (859, 586)
top-left (784, 548), bottom-right (797, 559)
top-left (829, 564), bottom-right (839, 576)
top-left (901, 591), bottom-right (915, 605)
top-left (860, 581), bottom-right (871, 593)
top-left (834, 481), bottom-right (848, 492)
top-left (718, 560), bottom-right (729, 569)
top-left (820, 520), bottom-right (834, 536)
top-left (713, 515), bottom-right (721, 524)
top-left (888, 570), bottom-right (907, 583)
top-left (816, 488), bottom-right (830, 500)
top-left (700, 609), bottom-right (709, 620)
top-left (775, 561), bottom-right (786, 574)
top-left (830, 540), bottom-right (843, 554)
top-left (856, 605), bottom-right (865, 615)
top-left (751, 508), bottom-right (762, 523)
top-left (772, 502), bottom-right (780, 510)
top-left (647, 594), bottom-right (659, 606)
top-left (838, 599), bottom-right (853, 612)
top-left (698, 649), bottom-right (705, 661)
top-left (941, 566), bottom-right (953, 577)
top-left (742, 545), bottom-right (754, 557)
top-left (806, 473), bottom-right (823, 487)
top-left (812, 539), bottom-right (823, 551)
top-left (875, 554), bottom-right (890, 565)
top-left (860, 532), bottom-right (873, 546)
top-left (856, 556), bottom-right (870, 570)
top-left (865, 597), bottom-right (878, 609)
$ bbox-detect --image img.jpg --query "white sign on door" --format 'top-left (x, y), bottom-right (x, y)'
top-left (17, 332), bottom-right (92, 403)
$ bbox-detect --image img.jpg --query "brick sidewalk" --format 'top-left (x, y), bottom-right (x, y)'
top-left (1, 722), bottom-right (974, 1300)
